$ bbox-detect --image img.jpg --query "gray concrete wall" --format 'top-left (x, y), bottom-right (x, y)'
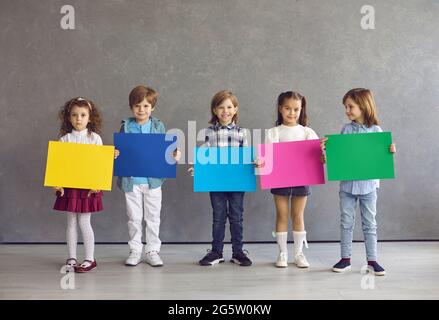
top-left (1, 0), bottom-right (438, 242)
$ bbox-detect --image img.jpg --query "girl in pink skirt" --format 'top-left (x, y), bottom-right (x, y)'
top-left (53, 97), bottom-right (104, 273)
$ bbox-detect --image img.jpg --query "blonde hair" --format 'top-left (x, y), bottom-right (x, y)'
top-left (209, 90), bottom-right (239, 124)
top-left (343, 88), bottom-right (379, 127)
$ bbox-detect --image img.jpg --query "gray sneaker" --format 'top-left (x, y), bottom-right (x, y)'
top-left (145, 251), bottom-right (164, 267)
top-left (125, 251), bottom-right (143, 266)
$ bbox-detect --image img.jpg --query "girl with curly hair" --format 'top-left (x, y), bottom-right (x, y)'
top-left (53, 97), bottom-right (104, 273)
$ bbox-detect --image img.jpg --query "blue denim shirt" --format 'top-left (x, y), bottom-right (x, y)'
top-left (116, 116), bottom-right (166, 192)
top-left (339, 121), bottom-right (383, 195)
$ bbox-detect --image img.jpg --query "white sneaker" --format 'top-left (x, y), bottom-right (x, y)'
top-left (294, 252), bottom-right (310, 268)
top-left (275, 252), bottom-right (288, 268)
top-left (125, 251), bottom-right (143, 266)
top-left (145, 251), bottom-right (164, 267)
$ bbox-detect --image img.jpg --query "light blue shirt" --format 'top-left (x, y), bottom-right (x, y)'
top-left (117, 116), bottom-right (166, 192)
top-left (126, 119), bottom-right (152, 185)
top-left (127, 119), bottom-right (152, 134)
top-left (339, 121), bottom-right (383, 195)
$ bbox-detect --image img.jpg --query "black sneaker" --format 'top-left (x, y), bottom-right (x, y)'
top-left (230, 250), bottom-right (252, 267)
top-left (332, 258), bottom-right (351, 273)
top-left (199, 249), bottom-right (225, 266)
top-left (367, 261), bottom-right (386, 276)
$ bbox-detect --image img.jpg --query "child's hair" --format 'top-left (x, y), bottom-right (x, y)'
top-left (209, 90), bottom-right (239, 124)
top-left (58, 97), bottom-right (102, 137)
top-left (129, 85), bottom-right (158, 109)
top-left (276, 91), bottom-right (308, 126)
top-left (342, 88), bottom-right (379, 127)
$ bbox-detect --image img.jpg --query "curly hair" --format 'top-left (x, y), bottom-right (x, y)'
top-left (58, 97), bottom-right (102, 137)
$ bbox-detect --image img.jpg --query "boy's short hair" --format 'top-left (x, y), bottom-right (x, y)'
top-left (129, 85), bottom-right (158, 108)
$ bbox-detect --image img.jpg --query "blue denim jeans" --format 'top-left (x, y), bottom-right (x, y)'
top-left (339, 190), bottom-right (378, 261)
top-left (210, 192), bottom-right (245, 254)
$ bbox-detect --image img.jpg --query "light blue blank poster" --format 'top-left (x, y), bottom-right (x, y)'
top-left (194, 147), bottom-right (256, 192)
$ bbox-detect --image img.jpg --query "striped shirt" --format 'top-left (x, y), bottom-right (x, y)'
top-left (339, 121), bottom-right (383, 195)
top-left (204, 122), bottom-right (249, 147)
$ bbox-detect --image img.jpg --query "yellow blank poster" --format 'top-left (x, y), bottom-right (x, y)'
top-left (44, 141), bottom-right (115, 191)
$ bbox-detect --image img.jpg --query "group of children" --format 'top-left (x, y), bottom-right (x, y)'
top-left (53, 86), bottom-right (395, 276)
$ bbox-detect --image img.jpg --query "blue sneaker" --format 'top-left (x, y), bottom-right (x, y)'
top-left (367, 261), bottom-right (386, 276)
top-left (332, 258), bottom-right (351, 273)
top-left (199, 250), bottom-right (225, 266)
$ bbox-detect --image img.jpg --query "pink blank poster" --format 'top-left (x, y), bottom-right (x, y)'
top-left (258, 139), bottom-right (325, 189)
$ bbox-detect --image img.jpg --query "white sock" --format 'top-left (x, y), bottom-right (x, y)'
top-left (78, 213), bottom-right (95, 261)
top-left (276, 232), bottom-right (288, 253)
top-left (293, 230), bottom-right (308, 256)
top-left (66, 213), bottom-right (78, 259)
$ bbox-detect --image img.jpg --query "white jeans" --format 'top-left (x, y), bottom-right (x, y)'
top-left (125, 184), bottom-right (162, 253)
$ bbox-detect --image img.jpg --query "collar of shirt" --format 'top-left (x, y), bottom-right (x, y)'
top-left (214, 121), bottom-right (236, 130)
top-left (351, 121), bottom-right (369, 130)
top-left (279, 124), bottom-right (302, 130)
top-left (71, 128), bottom-right (88, 136)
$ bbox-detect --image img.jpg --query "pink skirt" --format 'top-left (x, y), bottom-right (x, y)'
top-left (53, 188), bottom-right (103, 213)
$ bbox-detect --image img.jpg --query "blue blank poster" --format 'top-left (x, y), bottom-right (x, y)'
top-left (114, 133), bottom-right (177, 178)
top-left (194, 147), bottom-right (256, 192)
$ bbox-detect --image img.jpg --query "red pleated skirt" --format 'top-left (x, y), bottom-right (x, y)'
top-left (53, 188), bottom-right (103, 213)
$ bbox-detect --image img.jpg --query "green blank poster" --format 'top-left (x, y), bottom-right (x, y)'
top-left (325, 132), bottom-right (395, 181)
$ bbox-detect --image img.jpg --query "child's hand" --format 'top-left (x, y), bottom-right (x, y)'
top-left (54, 187), bottom-right (64, 197)
top-left (114, 149), bottom-right (120, 159)
top-left (188, 163), bottom-right (194, 177)
top-left (253, 157), bottom-right (264, 168)
top-left (172, 149), bottom-right (182, 162)
top-left (320, 137), bottom-right (328, 151)
top-left (320, 138), bottom-right (328, 163)
top-left (87, 189), bottom-right (100, 197)
top-left (389, 143), bottom-right (396, 153)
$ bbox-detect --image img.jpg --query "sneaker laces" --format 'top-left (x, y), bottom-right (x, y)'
top-left (279, 252), bottom-right (287, 260)
top-left (146, 251), bottom-right (159, 257)
top-left (205, 249), bottom-right (220, 259)
top-left (235, 250), bottom-right (250, 260)
top-left (130, 251), bottom-right (141, 257)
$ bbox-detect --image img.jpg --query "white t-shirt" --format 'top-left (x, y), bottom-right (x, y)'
top-left (265, 124), bottom-right (319, 144)
top-left (59, 128), bottom-right (103, 145)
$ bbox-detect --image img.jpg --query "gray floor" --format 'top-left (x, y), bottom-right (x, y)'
top-left (1, 242), bottom-right (439, 300)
